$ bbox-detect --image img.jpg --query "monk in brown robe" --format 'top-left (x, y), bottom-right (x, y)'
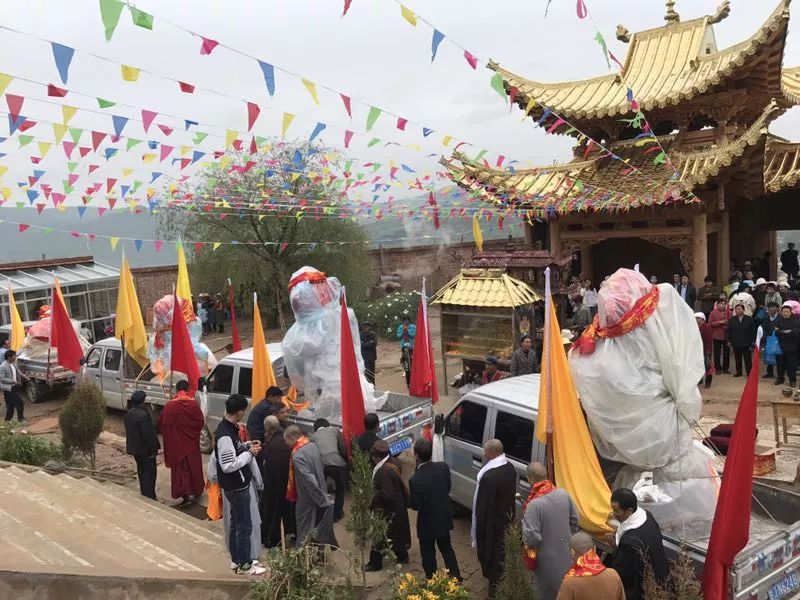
top-left (557, 532), bottom-right (624, 600)
top-left (158, 379), bottom-right (205, 506)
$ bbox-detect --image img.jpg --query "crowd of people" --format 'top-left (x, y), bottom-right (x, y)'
top-left (194, 293), bottom-right (227, 336)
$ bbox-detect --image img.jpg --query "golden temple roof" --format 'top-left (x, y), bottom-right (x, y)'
top-left (489, 0), bottom-right (793, 122)
top-left (765, 138), bottom-right (800, 192)
top-left (430, 269), bottom-right (542, 308)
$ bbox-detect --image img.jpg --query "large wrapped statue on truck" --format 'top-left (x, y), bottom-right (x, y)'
top-left (18, 305), bottom-right (92, 360)
top-left (569, 269), bottom-right (720, 534)
top-left (148, 295), bottom-right (217, 380)
top-left (282, 266), bottom-right (381, 421)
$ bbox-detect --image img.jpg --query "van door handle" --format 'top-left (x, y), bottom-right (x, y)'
top-left (472, 455), bottom-right (483, 469)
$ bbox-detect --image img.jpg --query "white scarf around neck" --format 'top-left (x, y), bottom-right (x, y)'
top-left (615, 506), bottom-right (647, 545)
top-left (470, 454), bottom-right (509, 547)
top-left (372, 454), bottom-right (391, 481)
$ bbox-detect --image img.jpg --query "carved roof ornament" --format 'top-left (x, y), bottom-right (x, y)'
top-left (665, 0), bottom-right (680, 24)
top-left (616, 25), bottom-right (631, 43)
top-left (710, 0), bottom-right (731, 24)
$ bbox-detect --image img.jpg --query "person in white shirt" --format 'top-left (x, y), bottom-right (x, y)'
top-left (728, 283), bottom-right (757, 317)
top-left (0, 350), bottom-right (28, 422)
top-left (583, 279), bottom-right (599, 316)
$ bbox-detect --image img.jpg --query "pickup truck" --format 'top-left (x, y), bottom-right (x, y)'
top-left (440, 374), bottom-right (800, 600)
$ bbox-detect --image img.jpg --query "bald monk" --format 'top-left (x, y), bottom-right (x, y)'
top-left (557, 532), bottom-right (624, 600)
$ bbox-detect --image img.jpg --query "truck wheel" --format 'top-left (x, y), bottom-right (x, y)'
top-left (28, 381), bottom-right (49, 404)
top-left (199, 425), bottom-right (213, 454)
top-left (147, 403), bottom-right (162, 428)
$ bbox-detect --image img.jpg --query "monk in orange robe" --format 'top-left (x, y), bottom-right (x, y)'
top-left (557, 532), bottom-right (624, 600)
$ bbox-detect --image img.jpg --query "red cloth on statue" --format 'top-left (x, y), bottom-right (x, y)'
top-left (159, 392), bottom-right (205, 498)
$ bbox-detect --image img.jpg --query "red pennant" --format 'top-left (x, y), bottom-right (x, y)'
top-left (408, 283), bottom-right (438, 404)
top-left (157, 124), bottom-right (173, 136)
top-left (228, 283), bottom-right (241, 352)
top-left (91, 131), bottom-right (107, 151)
top-left (67, 174), bottom-right (79, 186)
top-left (35, 203), bottom-right (45, 215)
top-left (232, 139), bottom-right (243, 151)
top-left (179, 158), bottom-right (191, 169)
top-left (496, 155), bottom-right (505, 167)
top-left (396, 117), bottom-right (408, 131)
top-left (78, 147), bottom-right (91, 157)
top-left (17, 119), bottom-right (36, 132)
top-left (249, 136), bottom-right (258, 155)
top-left (88, 164), bottom-right (99, 174)
top-left (428, 191), bottom-right (440, 229)
top-left (178, 81), bottom-right (195, 93)
top-left (340, 94), bottom-right (352, 118)
top-left (154, 240), bottom-right (164, 252)
top-left (344, 130), bottom-right (354, 148)
top-left (30, 157), bottom-right (41, 164)
top-left (106, 178), bottom-right (116, 193)
top-left (141, 110), bottom-right (157, 133)
top-left (160, 145), bottom-right (174, 161)
top-left (47, 84), bottom-right (68, 97)
top-left (199, 36), bottom-right (219, 55)
top-left (246, 101), bottom-right (261, 131)
top-left (463, 50), bottom-right (478, 69)
top-left (343, 0), bottom-right (353, 15)
top-left (194, 242), bottom-right (204, 252)
top-left (18, 224), bottom-right (29, 232)
top-left (62, 141), bottom-right (76, 158)
top-left (6, 94), bottom-right (24, 120)
top-left (213, 151), bottom-right (224, 159)
top-left (97, 207), bottom-right (107, 216)
top-left (87, 234), bottom-right (96, 241)
top-left (108, 198), bottom-right (117, 209)
top-left (70, 231), bottom-right (80, 238)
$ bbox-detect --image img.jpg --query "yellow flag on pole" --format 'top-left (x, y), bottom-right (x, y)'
top-left (251, 293), bottom-right (276, 405)
top-left (472, 214), bottom-right (484, 252)
top-left (536, 267), bottom-right (612, 536)
top-left (114, 256), bottom-right (149, 367)
top-left (7, 282), bottom-right (24, 352)
top-left (176, 241), bottom-right (192, 304)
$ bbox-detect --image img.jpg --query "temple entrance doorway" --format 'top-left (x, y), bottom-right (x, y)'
top-left (589, 238), bottom-right (684, 284)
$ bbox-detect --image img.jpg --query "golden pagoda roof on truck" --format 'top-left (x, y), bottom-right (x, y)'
top-left (430, 268), bottom-right (542, 308)
top-left (489, 0), bottom-right (794, 123)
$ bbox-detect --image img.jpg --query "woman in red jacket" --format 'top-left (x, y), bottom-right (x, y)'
top-left (696, 312), bottom-right (714, 389)
top-left (708, 299), bottom-right (730, 375)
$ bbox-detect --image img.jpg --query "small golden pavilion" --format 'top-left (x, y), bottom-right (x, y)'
top-left (443, 0), bottom-right (800, 285)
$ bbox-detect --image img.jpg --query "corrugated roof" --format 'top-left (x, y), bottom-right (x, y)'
top-left (489, 0), bottom-right (791, 122)
top-left (1, 260), bottom-right (119, 294)
top-left (431, 268), bottom-right (542, 308)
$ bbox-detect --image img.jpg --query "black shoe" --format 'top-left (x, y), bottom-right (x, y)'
top-left (734, 373), bottom-right (743, 377)
top-left (791, 382), bottom-right (797, 388)
top-left (364, 564), bottom-right (382, 572)
top-left (764, 374), bottom-right (774, 379)
top-left (776, 379), bottom-right (786, 386)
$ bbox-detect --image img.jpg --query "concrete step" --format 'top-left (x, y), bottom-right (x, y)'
top-left (29, 471), bottom-right (225, 572)
top-left (0, 505), bottom-right (92, 569)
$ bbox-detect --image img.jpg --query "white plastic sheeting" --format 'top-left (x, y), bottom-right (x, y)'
top-left (569, 269), bottom-right (720, 531)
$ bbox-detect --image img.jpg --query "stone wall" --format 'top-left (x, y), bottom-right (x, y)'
top-left (130, 264), bottom-right (178, 325)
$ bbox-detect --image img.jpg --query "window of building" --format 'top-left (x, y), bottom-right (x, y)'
top-left (208, 364), bottom-right (234, 394)
top-left (104, 348), bottom-right (122, 373)
top-left (238, 367), bottom-right (253, 398)
top-left (446, 400), bottom-right (487, 445)
top-left (494, 411), bottom-right (535, 463)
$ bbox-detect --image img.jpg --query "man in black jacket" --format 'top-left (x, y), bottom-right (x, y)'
top-left (675, 274), bottom-right (697, 308)
top-left (359, 322), bottom-right (378, 385)
top-left (775, 304), bottom-right (800, 386)
top-left (781, 243), bottom-right (799, 280)
top-left (356, 412), bottom-right (381, 453)
top-left (728, 304), bottom-right (756, 376)
top-left (409, 439), bottom-right (461, 580)
top-left (245, 386), bottom-right (284, 445)
top-left (123, 390), bottom-right (160, 500)
top-left (605, 488), bottom-right (669, 600)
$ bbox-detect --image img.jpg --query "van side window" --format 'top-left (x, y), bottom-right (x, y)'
top-left (446, 400), bottom-right (487, 445)
top-left (495, 411), bottom-right (534, 463)
top-left (238, 367), bottom-right (253, 398)
top-left (85, 348), bottom-right (102, 369)
top-left (208, 364), bottom-right (234, 394)
top-left (104, 349), bottom-right (122, 373)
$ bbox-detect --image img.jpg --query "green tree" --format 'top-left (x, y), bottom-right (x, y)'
top-left (160, 141), bottom-right (371, 329)
top-left (59, 381), bottom-right (106, 469)
top-left (495, 523), bottom-right (537, 600)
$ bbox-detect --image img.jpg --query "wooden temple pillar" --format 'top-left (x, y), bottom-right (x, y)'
top-left (718, 209), bottom-right (730, 283)
top-left (692, 213), bottom-right (708, 287)
top-left (523, 221), bottom-right (535, 246)
top-left (549, 221), bottom-right (561, 257)
top-left (580, 248), bottom-right (593, 279)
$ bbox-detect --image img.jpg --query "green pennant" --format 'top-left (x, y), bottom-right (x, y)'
top-left (371, 163), bottom-right (382, 172)
top-left (366, 106), bottom-right (381, 131)
top-left (68, 128), bottom-right (83, 144)
top-left (17, 135), bottom-right (34, 147)
top-left (367, 138), bottom-right (380, 147)
top-left (62, 181), bottom-right (74, 194)
top-left (97, 98), bottom-right (116, 109)
top-left (474, 149), bottom-right (488, 161)
top-left (207, 178), bottom-right (217, 188)
top-left (99, 0), bottom-right (125, 41)
top-left (255, 136), bottom-right (268, 146)
top-left (67, 161), bottom-right (78, 173)
top-left (132, 180), bottom-right (143, 193)
top-left (193, 132), bottom-right (208, 144)
top-left (490, 73), bottom-right (506, 99)
top-left (653, 152), bottom-right (666, 165)
top-left (344, 160), bottom-right (352, 172)
top-left (15, 202), bottom-right (24, 208)
top-left (126, 138), bottom-right (142, 151)
top-left (43, 227), bottom-right (53, 234)
top-left (129, 6), bottom-right (154, 30)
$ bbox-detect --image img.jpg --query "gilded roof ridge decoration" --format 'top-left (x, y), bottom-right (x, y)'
top-left (765, 133), bottom-right (800, 192)
top-left (430, 269), bottom-right (542, 307)
top-left (487, 0), bottom-right (791, 122)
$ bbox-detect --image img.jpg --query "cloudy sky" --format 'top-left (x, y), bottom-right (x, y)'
top-left (0, 0), bottom-right (796, 214)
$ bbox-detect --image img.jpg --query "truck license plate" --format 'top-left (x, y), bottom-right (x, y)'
top-left (769, 572), bottom-right (800, 600)
top-left (389, 437), bottom-right (412, 456)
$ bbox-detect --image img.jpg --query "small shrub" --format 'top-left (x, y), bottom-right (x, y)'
top-left (495, 523), bottom-right (537, 600)
top-left (59, 381), bottom-right (106, 469)
top-left (357, 292), bottom-right (420, 338)
top-left (0, 423), bottom-right (61, 466)
top-left (391, 569), bottom-right (470, 600)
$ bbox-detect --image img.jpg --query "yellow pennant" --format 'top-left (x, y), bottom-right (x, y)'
top-left (281, 112), bottom-right (295, 137)
top-left (110, 237), bottom-right (120, 250)
top-left (57, 204), bottom-right (66, 213)
top-left (142, 153), bottom-right (156, 163)
top-left (180, 145), bottom-right (191, 156)
top-left (62, 105), bottom-right (78, 125)
top-left (121, 65), bottom-right (141, 82)
top-left (226, 129), bottom-right (238, 149)
top-left (0, 166), bottom-right (7, 178)
top-left (122, 168), bottom-right (133, 177)
top-left (53, 123), bottom-right (68, 143)
top-left (301, 79), bottom-right (320, 106)
top-left (400, 4), bottom-right (417, 25)
top-left (212, 242), bottom-right (221, 251)
top-left (442, 135), bottom-right (453, 146)
top-left (0, 73), bottom-right (12, 96)
top-left (290, 172), bottom-right (301, 181)
top-left (219, 155), bottom-right (231, 169)
top-left (0, 187), bottom-right (10, 200)
top-left (37, 142), bottom-right (51, 158)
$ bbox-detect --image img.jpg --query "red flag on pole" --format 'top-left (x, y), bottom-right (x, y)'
top-left (50, 277), bottom-right (83, 373)
top-left (228, 279), bottom-right (241, 353)
top-left (701, 339), bottom-right (761, 599)
top-left (340, 291), bottom-right (366, 453)
top-left (409, 279), bottom-right (438, 403)
top-left (170, 294), bottom-right (201, 395)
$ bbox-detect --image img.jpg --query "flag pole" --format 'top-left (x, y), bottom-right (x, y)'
top-left (543, 267), bottom-right (555, 483)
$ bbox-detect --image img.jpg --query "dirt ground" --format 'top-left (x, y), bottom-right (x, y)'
top-left (12, 308), bottom-right (800, 598)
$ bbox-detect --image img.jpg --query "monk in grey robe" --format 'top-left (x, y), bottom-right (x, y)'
top-left (522, 462), bottom-right (579, 600)
top-left (284, 425), bottom-right (338, 549)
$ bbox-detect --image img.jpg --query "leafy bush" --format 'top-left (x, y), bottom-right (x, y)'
top-left (391, 569), bottom-right (471, 600)
top-left (357, 292), bottom-right (421, 338)
top-left (59, 381), bottom-right (106, 469)
top-left (495, 523), bottom-right (537, 600)
top-left (0, 423), bottom-right (61, 466)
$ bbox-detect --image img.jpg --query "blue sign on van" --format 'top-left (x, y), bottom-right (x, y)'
top-left (769, 571), bottom-right (800, 600)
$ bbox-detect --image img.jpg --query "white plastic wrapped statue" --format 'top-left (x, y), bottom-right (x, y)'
top-left (282, 266), bottom-right (379, 422)
top-left (569, 268), bottom-right (720, 534)
top-left (19, 305), bottom-right (92, 360)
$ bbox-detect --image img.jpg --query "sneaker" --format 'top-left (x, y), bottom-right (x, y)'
top-left (237, 563), bottom-right (267, 576)
top-left (229, 561), bottom-right (237, 571)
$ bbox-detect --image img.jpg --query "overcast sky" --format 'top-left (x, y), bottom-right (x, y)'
top-left (0, 0), bottom-right (797, 214)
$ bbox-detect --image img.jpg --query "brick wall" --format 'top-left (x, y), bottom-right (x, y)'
top-left (130, 264), bottom-right (178, 325)
top-left (367, 239), bottom-right (519, 292)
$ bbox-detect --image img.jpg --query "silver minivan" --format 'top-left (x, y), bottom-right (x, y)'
top-left (443, 374), bottom-right (545, 511)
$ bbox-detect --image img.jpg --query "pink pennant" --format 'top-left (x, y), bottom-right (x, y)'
top-left (160, 145), bottom-right (174, 161)
top-left (47, 84), bottom-right (68, 97)
top-left (30, 157), bottom-right (41, 165)
top-left (88, 164), bottom-right (99, 174)
top-left (70, 231), bottom-right (80, 238)
top-left (179, 158), bottom-right (191, 169)
top-left (609, 51), bottom-right (624, 71)
top-left (108, 198), bottom-right (117, 209)
top-left (583, 139), bottom-right (595, 158)
top-left (87, 234), bottom-right (96, 242)
top-left (496, 155), bottom-right (505, 167)
top-left (340, 94), bottom-right (352, 118)
top-left (68, 174), bottom-right (79, 186)
top-left (390, 166), bottom-right (399, 180)
top-left (463, 50), bottom-right (478, 69)
top-left (154, 240), bottom-right (163, 253)
top-left (343, 0), bottom-right (353, 16)
top-left (576, 0), bottom-right (588, 18)
top-left (199, 36), bottom-right (219, 55)
top-left (52, 193), bottom-right (65, 204)
top-left (178, 81), bottom-right (195, 93)
top-left (6, 94), bottom-right (24, 119)
top-left (546, 118), bottom-right (566, 133)
top-left (232, 139), bottom-right (243, 151)
top-left (344, 130), bottom-right (354, 148)
top-left (141, 110), bottom-right (157, 133)
top-left (249, 136), bottom-right (258, 155)
top-left (106, 178), bottom-right (116, 193)
top-left (396, 117), bottom-right (408, 131)
top-left (78, 146), bottom-right (91, 158)
top-left (35, 203), bottom-right (45, 215)
top-left (96, 207), bottom-right (106, 216)
top-left (246, 101), bottom-right (261, 131)
top-left (279, 242), bottom-right (289, 253)
top-left (17, 119), bottom-right (35, 132)
top-left (157, 124), bottom-right (173, 136)
top-left (91, 131), bottom-right (107, 151)
top-left (18, 224), bottom-right (29, 232)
